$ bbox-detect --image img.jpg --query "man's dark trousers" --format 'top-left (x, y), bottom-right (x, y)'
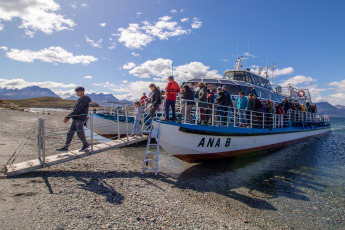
top-left (165, 99), bottom-right (176, 120)
top-left (65, 120), bottom-right (88, 147)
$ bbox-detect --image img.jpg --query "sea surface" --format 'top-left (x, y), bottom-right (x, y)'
top-left (122, 117), bottom-right (345, 229)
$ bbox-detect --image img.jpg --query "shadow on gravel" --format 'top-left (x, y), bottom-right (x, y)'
top-left (172, 137), bottom-right (331, 211)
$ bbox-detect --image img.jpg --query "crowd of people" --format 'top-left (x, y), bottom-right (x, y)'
top-left (135, 77), bottom-right (319, 130)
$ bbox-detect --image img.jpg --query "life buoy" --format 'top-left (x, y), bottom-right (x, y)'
top-left (297, 90), bottom-right (305, 97)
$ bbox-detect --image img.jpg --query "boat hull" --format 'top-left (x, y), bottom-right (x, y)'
top-left (153, 121), bottom-right (331, 162)
top-left (87, 114), bottom-right (135, 138)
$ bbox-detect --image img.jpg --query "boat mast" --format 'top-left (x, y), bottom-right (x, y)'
top-left (234, 56), bottom-right (243, 70)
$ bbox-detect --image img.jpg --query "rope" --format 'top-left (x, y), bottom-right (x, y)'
top-left (4, 119), bottom-right (39, 169)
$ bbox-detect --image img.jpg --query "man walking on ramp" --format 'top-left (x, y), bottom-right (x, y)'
top-left (57, 86), bottom-right (91, 152)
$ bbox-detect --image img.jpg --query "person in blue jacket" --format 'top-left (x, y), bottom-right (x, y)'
top-left (237, 91), bottom-right (248, 127)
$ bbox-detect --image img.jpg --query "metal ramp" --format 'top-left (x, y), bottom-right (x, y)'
top-left (5, 135), bottom-right (147, 177)
top-left (142, 119), bottom-right (161, 175)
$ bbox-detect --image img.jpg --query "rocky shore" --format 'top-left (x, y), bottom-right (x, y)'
top-left (0, 109), bottom-right (253, 230)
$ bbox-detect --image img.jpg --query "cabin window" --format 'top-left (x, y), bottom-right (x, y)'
top-left (239, 86), bottom-right (255, 96)
top-left (206, 83), bottom-right (220, 90)
top-left (233, 71), bottom-right (245, 81)
top-left (225, 84), bottom-right (241, 95)
top-left (245, 72), bottom-right (253, 83)
top-left (223, 71), bottom-right (234, 80)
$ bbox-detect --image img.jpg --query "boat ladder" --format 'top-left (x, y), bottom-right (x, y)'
top-left (142, 119), bottom-right (161, 175)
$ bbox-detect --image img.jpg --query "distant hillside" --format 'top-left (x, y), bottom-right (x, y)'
top-left (315, 102), bottom-right (345, 117)
top-left (3, 97), bottom-right (99, 108)
top-left (335, 105), bottom-right (345, 110)
top-left (0, 86), bottom-right (60, 100)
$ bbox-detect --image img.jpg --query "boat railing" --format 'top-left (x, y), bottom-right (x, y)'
top-left (174, 99), bottom-right (330, 129)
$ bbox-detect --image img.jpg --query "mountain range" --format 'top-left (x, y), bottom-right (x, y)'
top-left (0, 86), bottom-right (60, 100)
top-left (0, 86), bottom-right (132, 104)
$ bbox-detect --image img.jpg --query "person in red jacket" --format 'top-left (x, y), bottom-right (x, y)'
top-left (140, 93), bottom-right (148, 106)
top-left (164, 76), bottom-right (180, 121)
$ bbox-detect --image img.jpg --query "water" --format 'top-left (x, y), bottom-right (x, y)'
top-left (122, 118), bottom-right (345, 229)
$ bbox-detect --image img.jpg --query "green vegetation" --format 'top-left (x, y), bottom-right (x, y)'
top-left (3, 97), bottom-right (99, 108)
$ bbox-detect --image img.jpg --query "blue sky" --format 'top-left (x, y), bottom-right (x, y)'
top-left (0, 0), bottom-right (344, 105)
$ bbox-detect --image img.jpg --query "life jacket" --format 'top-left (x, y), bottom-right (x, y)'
top-left (165, 80), bottom-right (180, 101)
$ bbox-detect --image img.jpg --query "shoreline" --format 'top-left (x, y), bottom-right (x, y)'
top-left (0, 109), bottom-right (253, 229)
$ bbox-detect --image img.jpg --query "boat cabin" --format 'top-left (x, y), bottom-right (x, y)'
top-left (183, 69), bottom-right (285, 103)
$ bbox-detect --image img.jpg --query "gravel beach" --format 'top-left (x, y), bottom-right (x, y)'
top-left (0, 109), bottom-right (254, 230)
top-left (1, 109), bottom-right (344, 230)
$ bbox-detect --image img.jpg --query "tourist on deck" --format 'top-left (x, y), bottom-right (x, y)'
top-left (247, 94), bottom-right (256, 123)
top-left (181, 85), bottom-right (194, 123)
top-left (275, 102), bottom-right (283, 127)
top-left (140, 93), bottom-right (148, 106)
top-left (215, 87), bottom-right (225, 125)
top-left (264, 99), bottom-right (274, 127)
top-left (222, 86), bottom-right (232, 125)
top-left (130, 101), bottom-right (143, 136)
top-left (206, 88), bottom-right (215, 124)
top-left (301, 103), bottom-right (306, 112)
top-left (197, 82), bottom-right (207, 125)
top-left (149, 83), bottom-right (161, 119)
top-left (237, 91), bottom-right (248, 127)
top-left (57, 86), bottom-right (91, 152)
top-left (281, 98), bottom-right (290, 115)
top-left (164, 76), bottom-right (180, 121)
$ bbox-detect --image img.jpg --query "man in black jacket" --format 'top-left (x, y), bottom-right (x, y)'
top-left (57, 86), bottom-right (91, 152)
top-left (149, 83), bottom-right (161, 119)
top-left (215, 87), bottom-right (226, 125)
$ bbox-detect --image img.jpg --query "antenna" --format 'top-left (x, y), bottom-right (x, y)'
top-left (171, 62), bottom-right (173, 77)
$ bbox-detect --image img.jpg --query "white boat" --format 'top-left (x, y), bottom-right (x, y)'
top-left (151, 57), bottom-right (331, 162)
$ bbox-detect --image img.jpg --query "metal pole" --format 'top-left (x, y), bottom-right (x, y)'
top-left (117, 108), bottom-right (120, 140)
top-left (263, 113), bottom-right (265, 128)
top-left (125, 105), bottom-right (129, 144)
top-left (41, 118), bottom-right (46, 167)
top-left (195, 101), bottom-right (199, 125)
top-left (212, 104), bottom-right (215, 126)
top-left (250, 111), bottom-right (253, 128)
top-left (184, 100), bottom-right (187, 124)
top-left (37, 118), bottom-right (42, 162)
top-left (90, 113), bottom-right (93, 153)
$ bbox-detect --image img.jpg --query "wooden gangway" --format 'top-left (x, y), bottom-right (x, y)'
top-left (5, 136), bottom-right (147, 177)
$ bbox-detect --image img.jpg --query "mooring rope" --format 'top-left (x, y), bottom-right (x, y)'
top-left (4, 119), bottom-right (39, 169)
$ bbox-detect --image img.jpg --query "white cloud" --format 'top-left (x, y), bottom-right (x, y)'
top-left (99, 22), bottom-right (106, 27)
top-left (122, 62), bottom-right (136, 69)
top-left (243, 52), bottom-right (256, 58)
top-left (0, 46), bottom-right (8, 51)
top-left (0, 0), bottom-right (76, 37)
top-left (86, 36), bottom-right (102, 48)
top-left (116, 14), bottom-right (200, 49)
top-left (54, 89), bottom-right (76, 99)
top-left (137, 12), bottom-right (142, 16)
top-left (129, 58), bottom-right (222, 82)
top-left (250, 67), bottom-right (294, 78)
top-left (0, 78), bottom-right (76, 90)
top-left (329, 79), bottom-right (345, 92)
top-left (0, 23), bottom-right (3, 31)
top-left (117, 23), bottom-right (154, 49)
top-left (84, 75), bottom-right (92, 79)
top-left (108, 42), bottom-right (116, 50)
top-left (94, 59), bottom-right (222, 101)
top-left (6, 46), bottom-right (98, 65)
top-left (280, 75), bottom-right (316, 87)
top-left (131, 52), bottom-right (139, 57)
top-left (191, 17), bottom-right (202, 29)
top-left (181, 17), bottom-right (189, 22)
top-left (170, 9), bottom-right (177, 14)
top-left (80, 3), bottom-right (88, 8)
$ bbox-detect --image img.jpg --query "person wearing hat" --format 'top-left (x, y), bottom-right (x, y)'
top-left (57, 86), bottom-right (92, 152)
top-left (164, 76), bottom-right (180, 121)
